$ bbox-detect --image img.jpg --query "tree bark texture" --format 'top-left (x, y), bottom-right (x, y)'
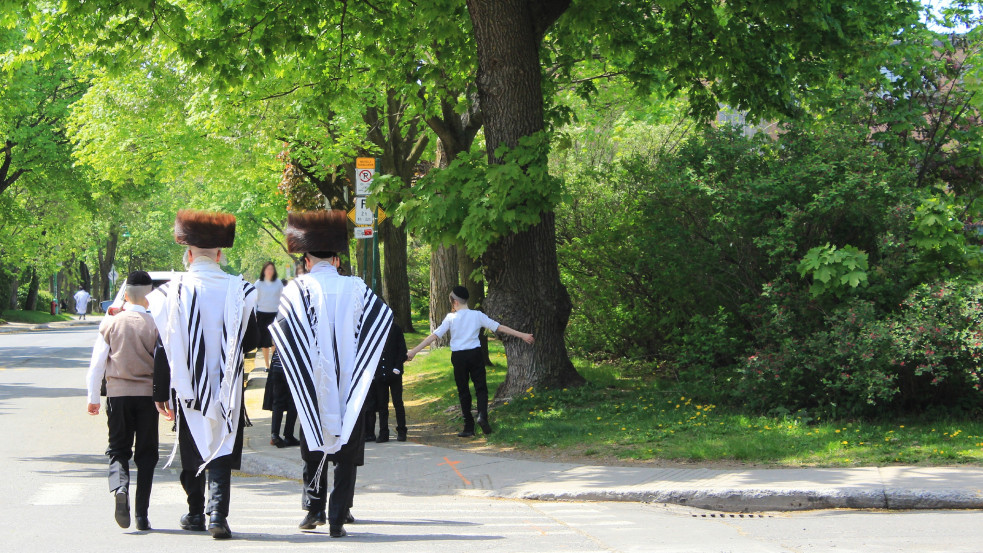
top-left (459, 251), bottom-right (491, 365)
top-left (380, 219), bottom-right (414, 332)
top-left (24, 268), bottom-right (39, 311)
top-left (468, 0), bottom-right (583, 399)
top-left (6, 273), bottom-right (18, 310)
top-left (97, 228), bottom-right (119, 302)
top-left (429, 243), bottom-right (458, 347)
top-left (79, 261), bottom-right (91, 294)
top-left (364, 91), bottom-right (428, 333)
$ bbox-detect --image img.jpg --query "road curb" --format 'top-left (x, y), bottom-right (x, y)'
top-left (509, 487), bottom-right (983, 512)
top-left (234, 445), bottom-right (983, 512)
top-left (0, 319), bottom-right (102, 334)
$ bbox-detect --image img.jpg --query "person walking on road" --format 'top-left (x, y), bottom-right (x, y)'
top-left (407, 286), bottom-right (534, 437)
top-left (365, 322), bottom-right (408, 443)
top-left (85, 270), bottom-right (160, 531)
top-left (150, 210), bottom-right (259, 540)
top-left (269, 210), bottom-right (393, 538)
top-left (74, 286), bottom-right (91, 320)
top-left (254, 261), bottom-right (284, 369)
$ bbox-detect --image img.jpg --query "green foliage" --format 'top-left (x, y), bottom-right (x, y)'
top-left (798, 244), bottom-right (869, 298)
top-left (909, 193), bottom-right (982, 276)
top-left (385, 132), bottom-right (564, 258)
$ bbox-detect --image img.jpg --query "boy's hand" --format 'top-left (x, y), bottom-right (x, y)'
top-left (155, 401), bottom-right (175, 421)
top-left (87, 403), bottom-right (100, 415)
top-left (406, 350), bottom-right (415, 361)
top-left (521, 333), bottom-right (535, 345)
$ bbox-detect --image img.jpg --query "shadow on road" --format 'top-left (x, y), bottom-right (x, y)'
top-left (0, 346), bottom-right (92, 370)
top-left (0, 382), bottom-right (85, 401)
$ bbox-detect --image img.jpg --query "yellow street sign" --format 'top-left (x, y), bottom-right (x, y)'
top-left (348, 205), bottom-right (386, 226)
top-left (356, 157), bottom-right (375, 169)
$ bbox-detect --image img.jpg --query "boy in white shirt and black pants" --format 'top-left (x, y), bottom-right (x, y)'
top-left (408, 286), bottom-right (534, 437)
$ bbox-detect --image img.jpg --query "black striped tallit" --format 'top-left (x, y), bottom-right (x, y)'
top-left (271, 274), bottom-right (392, 454)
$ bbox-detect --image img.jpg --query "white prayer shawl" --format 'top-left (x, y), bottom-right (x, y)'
top-left (270, 263), bottom-right (392, 457)
top-left (149, 258), bottom-right (256, 474)
top-left (74, 289), bottom-right (90, 314)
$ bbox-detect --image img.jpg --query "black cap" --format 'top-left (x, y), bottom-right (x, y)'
top-left (452, 286), bottom-right (469, 301)
top-left (127, 270), bottom-right (153, 286)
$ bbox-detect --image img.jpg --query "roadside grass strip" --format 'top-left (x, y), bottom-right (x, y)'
top-left (402, 327), bottom-right (983, 467)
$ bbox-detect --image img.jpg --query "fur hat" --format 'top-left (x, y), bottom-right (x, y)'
top-left (284, 210), bottom-right (349, 254)
top-left (173, 209), bottom-right (236, 248)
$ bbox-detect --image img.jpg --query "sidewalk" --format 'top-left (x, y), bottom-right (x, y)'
top-left (237, 370), bottom-right (983, 512)
top-left (0, 316), bottom-right (103, 333)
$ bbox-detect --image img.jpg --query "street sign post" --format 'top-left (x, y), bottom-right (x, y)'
top-left (355, 168), bottom-right (375, 195)
top-left (352, 157), bottom-right (381, 291)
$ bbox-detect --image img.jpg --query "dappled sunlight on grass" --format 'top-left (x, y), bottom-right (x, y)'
top-left (400, 330), bottom-right (983, 466)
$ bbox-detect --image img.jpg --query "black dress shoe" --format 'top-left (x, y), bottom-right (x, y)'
top-left (135, 516), bottom-right (151, 531)
top-left (180, 513), bottom-right (206, 531)
top-left (396, 430), bottom-right (407, 442)
top-left (477, 416), bottom-right (493, 435)
top-left (208, 513), bottom-right (232, 539)
top-left (298, 510), bottom-right (326, 530)
top-left (345, 510), bottom-right (356, 524)
top-left (282, 436), bottom-right (300, 447)
top-left (270, 435), bottom-right (285, 448)
top-left (114, 489), bottom-right (130, 528)
top-left (364, 434), bottom-right (376, 442)
top-left (376, 432), bottom-right (389, 443)
top-left (329, 525), bottom-right (347, 538)
top-left (457, 428), bottom-right (475, 437)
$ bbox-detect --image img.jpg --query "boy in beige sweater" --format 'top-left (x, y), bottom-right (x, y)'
top-left (86, 271), bottom-right (159, 531)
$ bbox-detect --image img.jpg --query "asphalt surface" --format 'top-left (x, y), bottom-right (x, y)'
top-left (3, 323), bottom-right (983, 552)
top-left (6, 317), bottom-right (983, 512)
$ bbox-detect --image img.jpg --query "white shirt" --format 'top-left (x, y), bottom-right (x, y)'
top-left (434, 307), bottom-right (500, 351)
top-left (85, 305), bottom-right (148, 404)
top-left (73, 289), bottom-right (91, 313)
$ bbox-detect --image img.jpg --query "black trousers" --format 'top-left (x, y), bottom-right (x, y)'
top-left (300, 437), bottom-right (357, 526)
top-left (451, 347), bottom-right (487, 428)
top-left (269, 371), bottom-right (298, 439)
top-left (178, 412), bottom-right (233, 517)
top-left (365, 376), bottom-right (406, 435)
top-left (106, 396), bottom-right (159, 517)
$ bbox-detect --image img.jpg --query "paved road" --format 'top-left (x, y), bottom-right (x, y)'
top-left (2, 326), bottom-right (982, 552)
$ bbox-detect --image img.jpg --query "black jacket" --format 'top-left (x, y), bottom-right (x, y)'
top-left (374, 322), bottom-right (406, 381)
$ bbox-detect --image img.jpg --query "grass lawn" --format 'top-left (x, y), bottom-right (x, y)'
top-left (0, 309), bottom-right (74, 324)
top-left (402, 324), bottom-right (983, 467)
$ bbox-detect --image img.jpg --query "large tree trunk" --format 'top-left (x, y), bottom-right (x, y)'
top-left (98, 228), bottom-right (119, 302)
top-left (79, 261), bottom-right (91, 294)
top-left (468, 0), bottom-right (583, 399)
top-left (429, 243), bottom-right (458, 347)
top-left (459, 251), bottom-right (491, 365)
top-left (364, 91), bottom-right (428, 332)
top-left (381, 219), bottom-right (414, 332)
top-left (6, 274), bottom-right (17, 310)
top-left (24, 268), bottom-right (39, 311)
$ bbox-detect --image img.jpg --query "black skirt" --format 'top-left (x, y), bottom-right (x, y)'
top-left (256, 311), bottom-right (277, 348)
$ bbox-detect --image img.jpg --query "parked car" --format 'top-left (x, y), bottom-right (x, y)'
top-left (103, 271), bottom-right (183, 316)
